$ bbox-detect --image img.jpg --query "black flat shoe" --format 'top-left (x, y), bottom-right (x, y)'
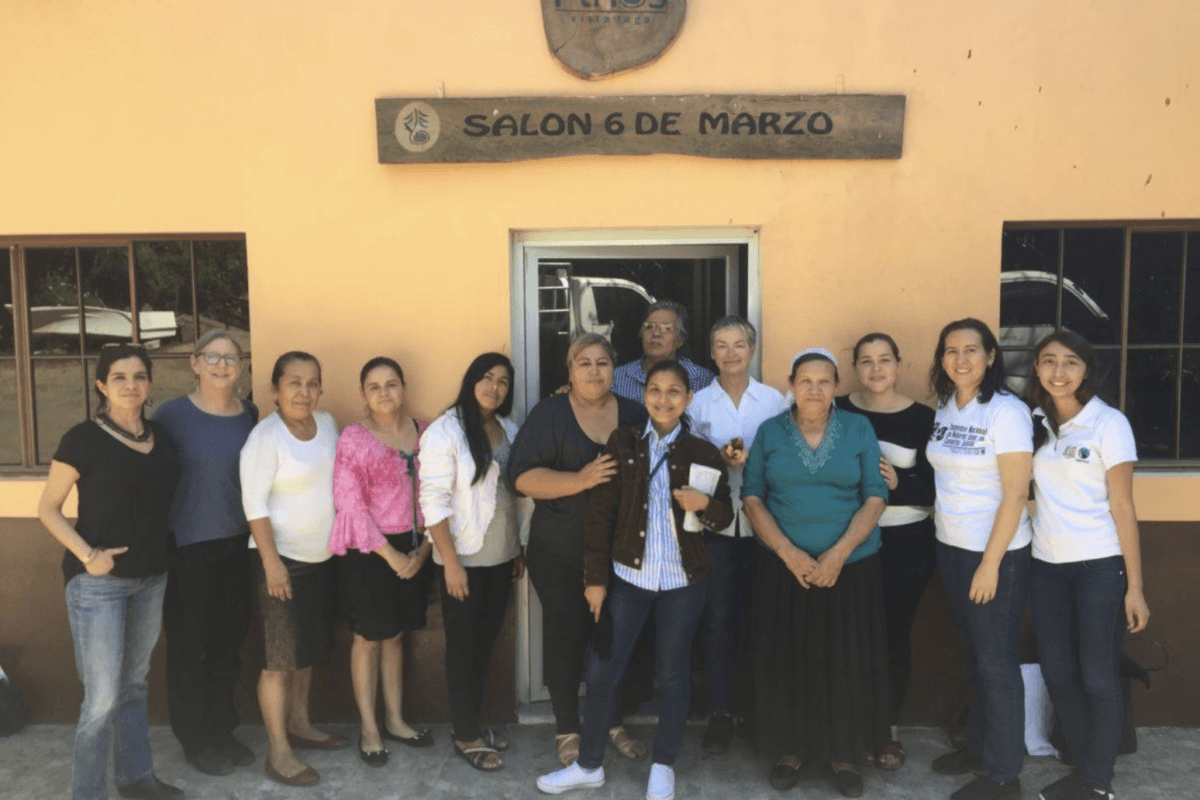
top-left (184, 744), bottom-right (233, 776)
top-left (830, 765), bottom-right (864, 798)
top-left (115, 775), bottom-right (184, 799)
top-left (382, 727), bottom-right (435, 748)
top-left (358, 735), bottom-right (389, 768)
top-left (768, 759), bottom-right (803, 791)
top-left (213, 732), bottom-right (255, 767)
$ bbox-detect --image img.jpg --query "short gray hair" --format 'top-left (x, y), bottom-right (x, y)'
top-left (709, 315), bottom-right (757, 350)
top-left (566, 332), bottom-right (617, 367)
top-left (641, 300), bottom-right (689, 340)
top-left (192, 329), bottom-right (243, 358)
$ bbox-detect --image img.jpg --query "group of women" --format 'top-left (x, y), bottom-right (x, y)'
top-left (37, 311), bottom-right (1148, 800)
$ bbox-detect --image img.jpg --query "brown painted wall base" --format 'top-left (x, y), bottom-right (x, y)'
top-left (0, 518), bottom-right (1191, 727)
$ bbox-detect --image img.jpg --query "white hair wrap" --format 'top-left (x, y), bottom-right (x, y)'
top-left (790, 347), bottom-right (838, 369)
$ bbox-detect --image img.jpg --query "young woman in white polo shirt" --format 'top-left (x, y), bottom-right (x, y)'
top-left (925, 318), bottom-right (1033, 800)
top-left (1027, 332), bottom-right (1149, 800)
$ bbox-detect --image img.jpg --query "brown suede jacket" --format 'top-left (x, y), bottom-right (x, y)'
top-left (583, 425), bottom-right (733, 587)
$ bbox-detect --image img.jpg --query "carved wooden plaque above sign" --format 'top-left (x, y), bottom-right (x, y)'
top-left (376, 95), bottom-right (906, 163)
top-left (542, 0), bottom-right (687, 80)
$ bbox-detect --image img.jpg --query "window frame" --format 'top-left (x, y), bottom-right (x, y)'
top-left (0, 233), bottom-right (249, 473)
top-left (1002, 219), bottom-right (1200, 469)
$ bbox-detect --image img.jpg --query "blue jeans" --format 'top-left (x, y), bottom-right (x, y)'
top-left (578, 576), bottom-right (707, 769)
top-left (938, 543), bottom-right (1030, 784)
top-left (699, 531), bottom-right (754, 717)
top-left (1031, 556), bottom-right (1127, 790)
top-left (65, 572), bottom-right (167, 800)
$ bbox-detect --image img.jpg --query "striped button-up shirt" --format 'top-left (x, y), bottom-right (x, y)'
top-left (614, 421), bottom-right (689, 592)
top-left (610, 355), bottom-right (715, 402)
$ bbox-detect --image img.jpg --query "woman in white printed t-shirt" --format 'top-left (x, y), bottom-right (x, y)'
top-left (1026, 332), bottom-right (1149, 800)
top-left (925, 318), bottom-right (1032, 800)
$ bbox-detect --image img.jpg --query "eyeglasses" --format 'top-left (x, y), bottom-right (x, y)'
top-left (642, 322), bottom-right (678, 335)
top-left (199, 352), bottom-right (243, 366)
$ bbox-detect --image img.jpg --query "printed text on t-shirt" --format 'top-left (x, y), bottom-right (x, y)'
top-left (932, 423), bottom-right (987, 455)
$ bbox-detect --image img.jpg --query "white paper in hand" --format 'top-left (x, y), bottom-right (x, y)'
top-left (683, 464), bottom-right (721, 532)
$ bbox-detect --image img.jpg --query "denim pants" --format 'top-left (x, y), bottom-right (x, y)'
top-left (699, 531), bottom-right (754, 717)
top-left (938, 542), bottom-right (1030, 784)
top-left (578, 576), bottom-right (707, 769)
top-left (65, 572), bottom-right (167, 800)
top-left (1031, 555), bottom-right (1127, 790)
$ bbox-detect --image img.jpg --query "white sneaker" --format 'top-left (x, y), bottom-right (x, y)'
top-left (536, 762), bottom-right (606, 794)
top-left (646, 763), bottom-right (675, 800)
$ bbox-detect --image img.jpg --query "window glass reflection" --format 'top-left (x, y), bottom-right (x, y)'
top-left (1, 249), bottom-right (14, 355)
top-left (26, 248), bottom-right (81, 356)
top-left (1091, 348), bottom-right (1121, 409)
top-left (1128, 233), bottom-right (1184, 345)
top-left (1180, 350), bottom-right (1200, 458)
top-left (33, 358), bottom-right (88, 464)
top-left (1184, 233), bottom-right (1200, 343)
top-left (0, 361), bottom-right (19, 464)
top-left (1062, 228), bottom-right (1124, 345)
top-left (195, 241), bottom-right (250, 353)
top-left (79, 248), bottom-right (133, 354)
top-left (134, 241), bottom-right (192, 353)
top-left (1124, 349), bottom-right (1178, 459)
top-left (1000, 230), bottom-right (1059, 352)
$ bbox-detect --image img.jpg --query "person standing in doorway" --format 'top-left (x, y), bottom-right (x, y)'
top-left (611, 300), bottom-right (715, 401)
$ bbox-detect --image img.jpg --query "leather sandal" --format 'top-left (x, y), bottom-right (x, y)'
top-left (870, 740), bottom-right (905, 770)
top-left (556, 732), bottom-right (581, 766)
top-left (455, 742), bottom-right (502, 772)
top-left (608, 725), bottom-right (648, 760)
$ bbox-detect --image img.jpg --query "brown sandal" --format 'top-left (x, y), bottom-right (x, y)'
top-left (870, 740), bottom-right (905, 770)
top-left (608, 725), bottom-right (647, 761)
top-left (555, 733), bottom-right (581, 766)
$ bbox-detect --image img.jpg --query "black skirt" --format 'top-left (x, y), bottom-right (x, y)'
top-left (750, 548), bottom-right (892, 762)
top-left (337, 533), bottom-right (433, 641)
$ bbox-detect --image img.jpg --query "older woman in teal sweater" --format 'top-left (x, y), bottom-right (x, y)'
top-left (742, 348), bottom-right (892, 799)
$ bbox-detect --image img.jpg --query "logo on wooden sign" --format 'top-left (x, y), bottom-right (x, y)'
top-left (542, 0), bottom-right (687, 80)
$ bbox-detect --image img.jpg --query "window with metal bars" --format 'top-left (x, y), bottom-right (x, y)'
top-left (1000, 223), bottom-right (1200, 463)
top-left (0, 236), bottom-right (250, 470)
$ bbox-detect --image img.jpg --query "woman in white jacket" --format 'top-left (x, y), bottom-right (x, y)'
top-left (420, 352), bottom-right (524, 773)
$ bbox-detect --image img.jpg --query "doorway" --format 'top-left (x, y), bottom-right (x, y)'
top-left (510, 228), bottom-right (761, 707)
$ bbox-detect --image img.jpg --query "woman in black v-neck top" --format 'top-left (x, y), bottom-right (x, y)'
top-left (37, 344), bottom-right (181, 800)
top-left (508, 333), bottom-right (649, 766)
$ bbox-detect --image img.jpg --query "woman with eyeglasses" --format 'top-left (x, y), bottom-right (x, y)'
top-left (240, 351), bottom-right (343, 787)
top-left (329, 357), bottom-right (435, 767)
top-left (152, 331), bottom-right (259, 778)
top-left (38, 343), bottom-right (183, 800)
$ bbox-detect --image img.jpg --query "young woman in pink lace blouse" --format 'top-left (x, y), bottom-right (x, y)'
top-left (329, 357), bottom-right (435, 767)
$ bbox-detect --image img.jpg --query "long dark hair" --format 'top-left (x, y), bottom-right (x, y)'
top-left (1028, 331), bottom-right (1098, 450)
top-left (929, 318), bottom-right (1012, 405)
top-left (94, 343), bottom-right (152, 414)
top-left (452, 352), bottom-right (515, 485)
top-left (644, 358), bottom-right (692, 432)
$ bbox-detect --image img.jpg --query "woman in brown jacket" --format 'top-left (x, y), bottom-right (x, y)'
top-left (536, 359), bottom-right (732, 800)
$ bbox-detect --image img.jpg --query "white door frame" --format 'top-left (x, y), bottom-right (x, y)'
top-left (509, 227), bottom-right (762, 706)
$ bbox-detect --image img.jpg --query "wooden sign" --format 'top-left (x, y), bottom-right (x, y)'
top-left (376, 95), bottom-right (906, 164)
top-left (542, 0), bottom-right (687, 80)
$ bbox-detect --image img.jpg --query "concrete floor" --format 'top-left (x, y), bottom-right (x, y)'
top-left (1, 724), bottom-right (1196, 800)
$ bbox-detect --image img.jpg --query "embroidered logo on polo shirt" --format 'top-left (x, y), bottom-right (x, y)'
top-left (1077, 447), bottom-right (1091, 461)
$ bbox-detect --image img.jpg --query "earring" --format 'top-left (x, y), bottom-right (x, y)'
top-left (145, 397), bottom-right (155, 408)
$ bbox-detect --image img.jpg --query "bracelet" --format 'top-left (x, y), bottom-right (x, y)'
top-left (81, 548), bottom-right (98, 565)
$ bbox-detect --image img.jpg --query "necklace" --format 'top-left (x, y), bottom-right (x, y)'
top-left (98, 412), bottom-right (152, 443)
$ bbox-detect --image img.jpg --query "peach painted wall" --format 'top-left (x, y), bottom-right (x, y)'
top-left (2, 0), bottom-right (1199, 520)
